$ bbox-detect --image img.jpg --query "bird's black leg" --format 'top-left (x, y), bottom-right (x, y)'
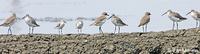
top-left (142, 26), bottom-right (144, 33)
top-left (29, 27), bottom-right (31, 34)
top-left (145, 24), bottom-right (148, 33)
top-left (118, 26), bottom-right (120, 33)
top-left (61, 29), bottom-right (63, 35)
top-left (32, 27), bottom-right (34, 34)
top-left (176, 22), bottom-right (178, 30)
top-left (10, 27), bottom-right (12, 35)
top-left (114, 26), bottom-right (116, 34)
top-left (172, 22), bottom-right (175, 30)
top-left (7, 27), bottom-right (10, 35)
top-left (196, 21), bottom-right (198, 28)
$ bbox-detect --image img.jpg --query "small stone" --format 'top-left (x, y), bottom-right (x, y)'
top-left (84, 40), bottom-right (88, 43)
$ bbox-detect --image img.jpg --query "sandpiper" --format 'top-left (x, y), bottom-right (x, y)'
top-left (108, 14), bottom-right (128, 34)
top-left (76, 18), bottom-right (83, 34)
top-left (22, 14), bottom-right (40, 34)
top-left (138, 12), bottom-right (151, 33)
top-left (186, 9), bottom-right (200, 28)
top-left (0, 13), bottom-right (16, 35)
top-left (90, 12), bottom-right (109, 34)
top-left (55, 20), bottom-right (66, 35)
top-left (162, 10), bottom-right (187, 30)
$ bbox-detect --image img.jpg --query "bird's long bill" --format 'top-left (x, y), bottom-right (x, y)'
top-left (22, 16), bottom-right (25, 19)
top-left (107, 16), bottom-right (112, 20)
top-left (106, 15), bottom-right (109, 16)
top-left (186, 12), bottom-right (191, 16)
top-left (63, 21), bottom-right (67, 23)
top-left (162, 12), bottom-right (167, 16)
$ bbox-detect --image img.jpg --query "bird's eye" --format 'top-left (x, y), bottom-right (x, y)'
top-left (105, 13), bottom-right (108, 15)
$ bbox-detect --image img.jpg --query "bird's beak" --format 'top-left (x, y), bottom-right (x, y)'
top-left (106, 14), bottom-right (109, 16)
top-left (107, 16), bottom-right (112, 20)
top-left (186, 12), bottom-right (191, 16)
top-left (22, 16), bottom-right (25, 19)
top-left (162, 12), bottom-right (167, 16)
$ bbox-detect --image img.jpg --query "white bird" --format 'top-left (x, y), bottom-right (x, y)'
top-left (90, 12), bottom-right (109, 34)
top-left (55, 20), bottom-right (66, 35)
top-left (22, 14), bottom-right (40, 34)
top-left (76, 19), bottom-right (83, 34)
top-left (162, 10), bottom-right (187, 30)
top-left (186, 9), bottom-right (200, 28)
top-left (0, 13), bottom-right (16, 35)
top-left (108, 14), bottom-right (128, 34)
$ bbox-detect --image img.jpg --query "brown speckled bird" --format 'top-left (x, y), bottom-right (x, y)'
top-left (108, 14), bottom-right (128, 34)
top-left (90, 12), bottom-right (109, 34)
top-left (138, 12), bottom-right (151, 33)
top-left (0, 13), bottom-right (16, 35)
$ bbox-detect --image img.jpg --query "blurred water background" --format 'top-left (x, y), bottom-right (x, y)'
top-left (0, 0), bottom-right (199, 35)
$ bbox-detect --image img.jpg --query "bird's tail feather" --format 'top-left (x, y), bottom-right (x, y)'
top-left (89, 23), bottom-right (95, 26)
top-left (181, 17), bottom-right (187, 20)
top-left (125, 24), bottom-right (128, 26)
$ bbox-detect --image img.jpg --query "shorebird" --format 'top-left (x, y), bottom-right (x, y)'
top-left (108, 14), bottom-right (128, 34)
top-left (162, 10), bottom-right (187, 30)
top-left (55, 20), bottom-right (66, 35)
top-left (0, 13), bottom-right (16, 35)
top-left (186, 10), bottom-right (200, 28)
top-left (22, 14), bottom-right (40, 34)
top-left (89, 12), bottom-right (109, 34)
top-left (138, 12), bottom-right (151, 33)
top-left (76, 19), bottom-right (83, 34)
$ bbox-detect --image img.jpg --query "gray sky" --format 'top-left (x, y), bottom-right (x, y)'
top-left (0, 0), bottom-right (199, 34)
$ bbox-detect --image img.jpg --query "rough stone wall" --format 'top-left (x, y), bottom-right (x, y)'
top-left (0, 28), bottom-right (200, 54)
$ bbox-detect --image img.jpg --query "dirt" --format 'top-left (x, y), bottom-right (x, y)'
top-left (0, 28), bottom-right (200, 54)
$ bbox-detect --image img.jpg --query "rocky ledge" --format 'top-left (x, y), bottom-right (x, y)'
top-left (0, 28), bottom-right (200, 54)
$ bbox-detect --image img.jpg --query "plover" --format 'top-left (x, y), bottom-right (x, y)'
top-left (108, 14), bottom-right (128, 33)
top-left (55, 20), bottom-right (66, 35)
top-left (22, 14), bottom-right (40, 34)
top-left (186, 9), bottom-right (200, 28)
top-left (162, 10), bottom-right (187, 30)
top-left (90, 12), bottom-right (109, 34)
top-left (76, 18), bottom-right (83, 34)
top-left (0, 13), bottom-right (16, 35)
top-left (138, 12), bottom-right (151, 33)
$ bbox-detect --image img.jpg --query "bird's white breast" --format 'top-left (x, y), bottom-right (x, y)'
top-left (59, 22), bottom-right (65, 29)
top-left (111, 18), bottom-right (126, 26)
top-left (95, 18), bottom-right (106, 26)
top-left (76, 21), bottom-right (83, 29)
top-left (24, 17), bottom-right (38, 27)
top-left (5, 18), bottom-right (16, 27)
top-left (167, 12), bottom-right (181, 22)
top-left (191, 12), bottom-right (200, 21)
top-left (111, 18), bottom-right (118, 25)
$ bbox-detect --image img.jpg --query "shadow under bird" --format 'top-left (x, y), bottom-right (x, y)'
top-left (108, 14), bottom-right (128, 34)
top-left (89, 12), bottom-right (109, 34)
top-left (76, 19), bottom-right (83, 34)
top-left (138, 12), bottom-right (151, 33)
top-left (0, 13), bottom-right (16, 35)
top-left (186, 9), bottom-right (200, 28)
top-left (55, 20), bottom-right (66, 35)
top-left (22, 14), bottom-right (40, 34)
top-left (162, 9), bottom-right (187, 30)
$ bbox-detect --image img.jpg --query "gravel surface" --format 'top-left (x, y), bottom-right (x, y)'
top-left (0, 28), bottom-right (200, 54)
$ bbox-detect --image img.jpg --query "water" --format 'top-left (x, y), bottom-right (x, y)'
top-left (0, 0), bottom-right (199, 35)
